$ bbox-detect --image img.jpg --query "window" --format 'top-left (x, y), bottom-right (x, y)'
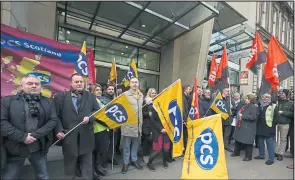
top-left (281, 16), bottom-right (287, 45)
top-left (229, 69), bottom-right (239, 86)
top-left (289, 24), bottom-right (293, 51)
top-left (95, 37), bottom-right (138, 66)
top-left (95, 66), bottom-right (159, 92)
top-left (138, 48), bottom-right (160, 71)
top-left (260, 2), bottom-right (267, 28)
top-left (272, 7), bottom-right (278, 36)
top-left (58, 27), bottom-right (95, 48)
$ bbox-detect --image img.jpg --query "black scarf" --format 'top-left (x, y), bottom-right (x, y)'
top-left (71, 89), bottom-right (83, 113)
top-left (21, 92), bottom-right (41, 118)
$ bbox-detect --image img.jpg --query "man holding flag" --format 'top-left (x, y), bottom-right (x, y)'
top-left (121, 77), bottom-right (144, 174)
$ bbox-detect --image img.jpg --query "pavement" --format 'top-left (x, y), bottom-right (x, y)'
top-left (22, 144), bottom-right (294, 179)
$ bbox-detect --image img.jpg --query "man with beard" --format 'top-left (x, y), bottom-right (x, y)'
top-left (275, 89), bottom-right (293, 161)
top-left (1, 74), bottom-right (58, 179)
top-left (100, 84), bottom-right (119, 168)
top-left (55, 73), bottom-right (100, 180)
top-left (199, 89), bottom-right (213, 117)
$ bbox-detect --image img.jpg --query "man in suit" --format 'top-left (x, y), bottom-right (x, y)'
top-left (55, 73), bottom-right (100, 180)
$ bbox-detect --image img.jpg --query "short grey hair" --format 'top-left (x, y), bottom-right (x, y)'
top-left (233, 92), bottom-right (240, 97)
top-left (262, 93), bottom-right (271, 99)
top-left (21, 74), bottom-right (40, 85)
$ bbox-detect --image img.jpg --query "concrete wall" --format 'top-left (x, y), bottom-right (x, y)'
top-left (1, 2), bottom-right (57, 40)
top-left (159, 18), bottom-right (215, 90)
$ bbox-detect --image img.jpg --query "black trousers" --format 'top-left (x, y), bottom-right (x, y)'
top-left (141, 132), bottom-right (152, 156)
top-left (285, 125), bottom-right (294, 155)
top-left (65, 152), bottom-right (93, 179)
top-left (94, 130), bottom-right (109, 167)
top-left (183, 125), bottom-right (188, 152)
top-left (222, 125), bottom-right (232, 148)
top-left (234, 141), bottom-right (253, 159)
top-left (108, 129), bottom-right (120, 160)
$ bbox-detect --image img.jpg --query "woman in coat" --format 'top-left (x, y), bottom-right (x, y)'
top-left (255, 93), bottom-right (277, 165)
top-left (146, 88), bottom-right (171, 172)
top-left (231, 93), bottom-right (259, 161)
top-left (141, 88), bottom-right (157, 156)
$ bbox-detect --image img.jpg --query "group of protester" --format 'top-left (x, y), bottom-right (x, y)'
top-left (0, 73), bottom-right (294, 180)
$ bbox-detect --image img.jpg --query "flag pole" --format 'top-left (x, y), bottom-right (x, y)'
top-left (112, 58), bottom-right (118, 171)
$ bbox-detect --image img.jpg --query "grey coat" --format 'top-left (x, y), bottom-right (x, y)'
top-left (233, 103), bottom-right (259, 144)
top-left (54, 91), bottom-right (99, 157)
top-left (121, 90), bottom-right (144, 137)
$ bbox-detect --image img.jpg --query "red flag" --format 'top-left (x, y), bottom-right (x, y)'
top-left (215, 46), bottom-right (229, 91)
top-left (208, 54), bottom-right (218, 86)
top-left (193, 76), bottom-right (199, 119)
top-left (246, 32), bottom-right (266, 75)
top-left (264, 36), bottom-right (288, 90)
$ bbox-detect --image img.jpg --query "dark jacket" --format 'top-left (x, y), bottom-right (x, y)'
top-left (150, 107), bottom-right (170, 142)
top-left (142, 100), bottom-right (152, 136)
top-left (275, 99), bottom-right (293, 125)
top-left (101, 92), bottom-right (114, 105)
top-left (1, 94), bottom-right (58, 158)
top-left (231, 100), bottom-right (244, 118)
top-left (222, 96), bottom-right (233, 126)
top-left (182, 93), bottom-right (192, 122)
top-left (199, 98), bottom-right (213, 118)
top-left (256, 103), bottom-right (278, 137)
top-left (233, 103), bottom-right (259, 144)
top-left (54, 91), bottom-right (99, 157)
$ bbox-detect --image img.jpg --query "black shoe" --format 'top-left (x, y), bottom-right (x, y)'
top-left (121, 164), bottom-right (128, 174)
top-left (166, 157), bottom-right (173, 163)
top-left (101, 163), bottom-right (108, 169)
top-left (108, 158), bottom-right (119, 165)
top-left (254, 156), bottom-right (265, 160)
top-left (147, 162), bottom-right (156, 172)
top-left (93, 170), bottom-right (101, 180)
top-left (275, 153), bottom-right (279, 157)
top-left (243, 158), bottom-right (251, 161)
top-left (95, 166), bottom-right (107, 176)
top-left (75, 167), bottom-right (81, 177)
top-left (265, 160), bottom-right (274, 165)
top-left (225, 147), bottom-right (234, 153)
top-left (130, 161), bottom-right (143, 170)
top-left (231, 153), bottom-right (240, 157)
top-left (163, 161), bottom-right (168, 169)
top-left (277, 155), bottom-right (283, 161)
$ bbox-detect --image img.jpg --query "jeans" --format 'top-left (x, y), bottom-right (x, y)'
top-left (257, 135), bottom-right (275, 161)
top-left (122, 136), bottom-right (139, 165)
top-left (3, 151), bottom-right (49, 180)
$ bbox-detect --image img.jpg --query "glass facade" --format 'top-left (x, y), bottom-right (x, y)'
top-left (57, 27), bottom-right (160, 92)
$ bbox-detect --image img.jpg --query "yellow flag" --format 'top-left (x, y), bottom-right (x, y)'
top-left (122, 59), bottom-right (138, 87)
top-left (108, 59), bottom-right (117, 85)
top-left (181, 114), bottom-right (228, 180)
top-left (152, 79), bottom-right (183, 158)
top-left (209, 92), bottom-right (230, 120)
top-left (73, 41), bottom-right (88, 82)
top-left (94, 94), bottom-right (137, 129)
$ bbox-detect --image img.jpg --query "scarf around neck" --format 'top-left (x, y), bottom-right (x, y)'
top-left (21, 92), bottom-right (41, 118)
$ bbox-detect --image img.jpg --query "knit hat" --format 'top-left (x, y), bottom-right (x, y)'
top-left (280, 89), bottom-right (289, 96)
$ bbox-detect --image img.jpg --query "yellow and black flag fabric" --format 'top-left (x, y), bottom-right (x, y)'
top-left (94, 94), bottom-right (137, 129)
top-left (152, 79), bottom-right (184, 158)
top-left (122, 59), bottom-right (138, 87)
top-left (181, 114), bottom-right (229, 179)
top-left (209, 92), bottom-right (230, 121)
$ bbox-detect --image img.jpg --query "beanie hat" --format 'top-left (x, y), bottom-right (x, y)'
top-left (280, 89), bottom-right (289, 96)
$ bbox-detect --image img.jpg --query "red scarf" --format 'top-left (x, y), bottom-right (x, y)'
top-left (236, 106), bottom-right (245, 128)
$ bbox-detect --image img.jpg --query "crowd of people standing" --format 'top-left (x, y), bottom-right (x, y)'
top-left (1, 73), bottom-right (294, 180)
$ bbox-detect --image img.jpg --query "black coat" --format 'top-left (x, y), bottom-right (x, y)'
top-left (54, 91), bottom-right (99, 157)
top-left (142, 100), bottom-right (152, 136)
top-left (222, 97), bottom-right (233, 126)
top-left (1, 94), bottom-right (58, 158)
top-left (199, 98), bottom-right (213, 118)
top-left (182, 93), bottom-right (192, 122)
top-left (150, 107), bottom-right (170, 142)
top-left (256, 104), bottom-right (277, 137)
top-left (233, 103), bottom-right (259, 144)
